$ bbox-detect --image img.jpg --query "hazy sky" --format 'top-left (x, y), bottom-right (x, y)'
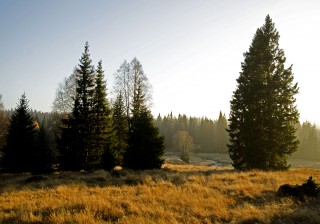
top-left (1, 0), bottom-right (320, 124)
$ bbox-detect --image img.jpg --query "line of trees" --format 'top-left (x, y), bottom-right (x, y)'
top-left (1, 94), bottom-right (55, 173)
top-left (155, 112), bottom-right (228, 154)
top-left (294, 122), bottom-right (320, 161)
top-left (0, 42), bottom-right (164, 173)
top-left (1, 100), bottom-right (319, 172)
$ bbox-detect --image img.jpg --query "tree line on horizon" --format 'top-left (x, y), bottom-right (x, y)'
top-left (1, 105), bottom-right (320, 169)
top-left (0, 15), bottom-right (317, 172)
top-left (155, 112), bottom-right (228, 154)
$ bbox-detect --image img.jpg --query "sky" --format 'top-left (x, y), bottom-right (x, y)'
top-left (0, 0), bottom-right (320, 124)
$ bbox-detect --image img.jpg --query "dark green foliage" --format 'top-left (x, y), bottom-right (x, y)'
top-left (124, 109), bottom-right (165, 170)
top-left (2, 109), bottom-right (56, 173)
top-left (59, 42), bottom-right (97, 170)
top-left (301, 176), bottom-right (320, 197)
top-left (92, 60), bottom-right (116, 170)
top-left (72, 42), bottom-right (96, 170)
top-left (2, 93), bottom-right (38, 173)
top-left (58, 43), bottom-right (118, 171)
top-left (57, 114), bottom-right (77, 170)
top-left (110, 92), bottom-right (129, 168)
top-left (32, 118), bottom-right (56, 174)
top-left (227, 15), bottom-right (299, 170)
top-left (123, 64), bottom-right (164, 170)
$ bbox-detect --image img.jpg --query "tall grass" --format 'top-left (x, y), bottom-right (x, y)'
top-left (1, 164), bottom-right (320, 223)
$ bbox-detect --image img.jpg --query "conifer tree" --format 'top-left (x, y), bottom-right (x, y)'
top-left (124, 66), bottom-right (164, 170)
top-left (32, 118), bottom-right (55, 173)
top-left (111, 92), bottom-right (129, 167)
top-left (227, 15), bottom-right (299, 170)
top-left (2, 93), bottom-right (38, 172)
top-left (59, 42), bottom-right (96, 170)
top-left (92, 60), bottom-right (116, 169)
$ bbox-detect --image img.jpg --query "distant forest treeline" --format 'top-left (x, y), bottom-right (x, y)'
top-left (155, 112), bottom-right (228, 153)
top-left (295, 122), bottom-right (320, 160)
top-left (1, 109), bottom-right (319, 161)
top-left (155, 112), bottom-right (320, 161)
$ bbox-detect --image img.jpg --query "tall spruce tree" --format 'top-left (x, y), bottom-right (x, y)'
top-left (112, 92), bottom-right (129, 167)
top-left (227, 15), bottom-right (299, 170)
top-left (92, 60), bottom-right (116, 169)
top-left (2, 93), bottom-right (38, 172)
top-left (59, 42), bottom-right (96, 170)
top-left (124, 66), bottom-right (164, 170)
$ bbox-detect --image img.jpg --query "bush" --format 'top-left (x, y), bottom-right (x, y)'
top-left (277, 176), bottom-right (320, 199)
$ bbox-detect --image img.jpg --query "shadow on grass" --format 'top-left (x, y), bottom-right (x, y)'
top-left (0, 165), bottom-right (237, 192)
top-left (270, 197), bottom-right (320, 224)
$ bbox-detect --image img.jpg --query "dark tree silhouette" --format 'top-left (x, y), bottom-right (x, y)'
top-left (227, 15), bottom-right (299, 170)
top-left (110, 92), bottom-right (129, 167)
top-left (124, 64), bottom-right (164, 170)
top-left (2, 93), bottom-right (38, 172)
top-left (59, 42), bottom-right (97, 170)
top-left (92, 60), bottom-right (116, 170)
top-left (32, 118), bottom-right (55, 173)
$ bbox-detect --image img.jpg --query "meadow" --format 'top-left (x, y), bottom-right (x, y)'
top-left (1, 154), bottom-right (320, 224)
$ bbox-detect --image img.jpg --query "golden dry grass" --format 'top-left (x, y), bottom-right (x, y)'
top-left (1, 164), bottom-right (320, 223)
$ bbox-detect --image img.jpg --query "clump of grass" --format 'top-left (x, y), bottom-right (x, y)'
top-left (1, 165), bottom-right (320, 223)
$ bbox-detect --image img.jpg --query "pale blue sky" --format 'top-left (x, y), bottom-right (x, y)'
top-left (1, 0), bottom-right (320, 124)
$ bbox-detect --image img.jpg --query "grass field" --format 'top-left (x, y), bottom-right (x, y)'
top-left (1, 154), bottom-right (320, 223)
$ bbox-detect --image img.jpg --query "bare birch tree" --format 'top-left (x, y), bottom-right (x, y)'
top-left (52, 68), bottom-right (77, 114)
top-left (113, 58), bottom-right (152, 118)
top-left (173, 131), bottom-right (194, 163)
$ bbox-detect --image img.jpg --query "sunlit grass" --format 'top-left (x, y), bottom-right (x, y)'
top-left (1, 164), bottom-right (320, 223)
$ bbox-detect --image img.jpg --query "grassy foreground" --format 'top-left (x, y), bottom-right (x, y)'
top-left (1, 164), bottom-right (320, 224)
